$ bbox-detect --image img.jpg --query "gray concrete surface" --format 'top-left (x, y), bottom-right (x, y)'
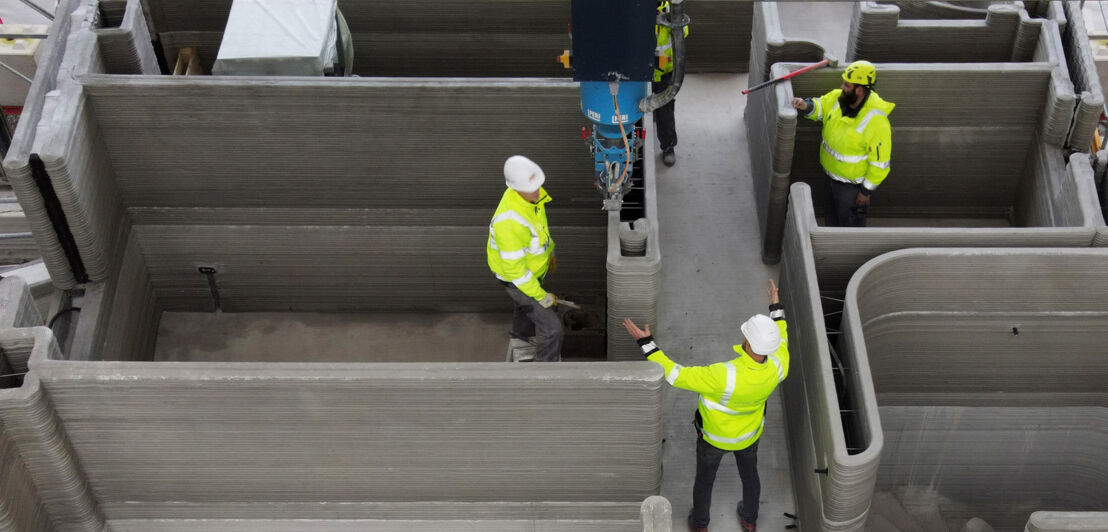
top-left (652, 73), bottom-right (796, 532)
top-left (154, 311), bottom-right (512, 363)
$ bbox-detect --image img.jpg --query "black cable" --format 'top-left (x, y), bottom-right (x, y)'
top-left (47, 307), bottom-right (80, 329)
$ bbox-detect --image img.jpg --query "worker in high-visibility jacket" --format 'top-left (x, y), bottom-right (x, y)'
top-left (623, 280), bottom-right (788, 532)
top-left (487, 155), bottom-right (562, 362)
top-left (653, 0), bottom-right (689, 167)
top-left (792, 60), bottom-right (894, 227)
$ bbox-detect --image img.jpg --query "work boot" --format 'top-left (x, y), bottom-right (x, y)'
top-left (687, 514), bottom-right (707, 532)
top-left (740, 516), bottom-right (756, 532)
top-left (662, 148), bottom-right (676, 167)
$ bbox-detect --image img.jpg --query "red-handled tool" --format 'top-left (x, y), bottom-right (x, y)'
top-left (741, 59), bottom-right (831, 95)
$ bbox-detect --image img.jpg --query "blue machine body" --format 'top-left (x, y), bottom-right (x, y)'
top-left (580, 81), bottom-right (647, 199)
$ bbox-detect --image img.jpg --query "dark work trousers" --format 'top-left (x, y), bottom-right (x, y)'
top-left (825, 178), bottom-right (869, 227)
top-left (652, 72), bottom-right (677, 152)
top-left (690, 435), bottom-right (761, 528)
top-left (503, 283), bottom-right (563, 362)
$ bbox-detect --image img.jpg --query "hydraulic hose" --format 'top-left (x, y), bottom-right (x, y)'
top-left (638, 0), bottom-right (688, 114)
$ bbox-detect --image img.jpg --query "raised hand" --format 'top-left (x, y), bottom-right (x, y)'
top-left (622, 318), bottom-right (651, 340)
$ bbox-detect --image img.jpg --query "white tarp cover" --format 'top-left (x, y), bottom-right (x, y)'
top-left (213, 0), bottom-right (337, 76)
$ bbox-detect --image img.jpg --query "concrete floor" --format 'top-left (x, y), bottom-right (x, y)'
top-left (652, 73), bottom-right (795, 531)
top-left (155, 311), bottom-right (512, 362)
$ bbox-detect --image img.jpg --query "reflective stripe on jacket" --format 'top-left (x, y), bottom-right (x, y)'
top-left (487, 187), bottom-right (554, 300)
top-left (645, 311), bottom-right (789, 451)
top-left (805, 89), bottom-right (894, 191)
top-left (654, 1), bottom-right (689, 82)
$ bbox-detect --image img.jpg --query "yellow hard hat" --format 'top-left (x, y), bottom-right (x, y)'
top-left (842, 60), bottom-right (876, 86)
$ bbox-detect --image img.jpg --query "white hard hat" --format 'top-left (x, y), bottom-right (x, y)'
top-left (504, 155), bottom-right (545, 193)
top-left (741, 314), bottom-right (781, 355)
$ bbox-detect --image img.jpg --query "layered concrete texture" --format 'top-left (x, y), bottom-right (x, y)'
top-left (748, 55), bottom-right (1081, 263)
top-left (1025, 512), bottom-right (1108, 532)
top-left (849, 1), bottom-right (1101, 151)
top-left (91, 0), bottom-right (159, 75)
top-left (32, 339), bottom-right (665, 527)
top-left (844, 248), bottom-right (1108, 530)
top-left (0, 303), bottom-right (670, 530)
top-left (2, 0), bottom-right (85, 288)
top-left (108, 0), bottom-right (752, 76)
top-left (3, 0), bottom-right (663, 362)
top-left (777, 185), bottom-right (883, 532)
top-left (777, 177), bottom-right (1103, 532)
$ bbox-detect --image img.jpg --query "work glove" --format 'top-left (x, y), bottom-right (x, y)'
top-left (539, 293), bottom-right (557, 308)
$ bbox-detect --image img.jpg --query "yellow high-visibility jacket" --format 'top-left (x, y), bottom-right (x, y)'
top-left (487, 187), bottom-right (554, 301)
top-left (654, 2), bottom-right (689, 82)
top-left (638, 305), bottom-right (789, 451)
top-left (804, 89), bottom-right (894, 192)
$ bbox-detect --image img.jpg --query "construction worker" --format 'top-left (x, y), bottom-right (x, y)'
top-left (792, 60), bottom-right (894, 227)
top-left (488, 155), bottom-right (562, 362)
top-left (653, 0), bottom-right (689, 167)
top-left (623, 280), bottom-right (788, 532)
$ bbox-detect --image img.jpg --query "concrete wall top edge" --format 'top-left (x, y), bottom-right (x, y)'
top-left (78, 73), bottom-right (581, 89)
top-left (31, 358), bottom-right (666, 383)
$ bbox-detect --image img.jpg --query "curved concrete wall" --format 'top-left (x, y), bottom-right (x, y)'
top-left (1026, 512), bottom-right (1108, 532)
top-left (778, 187), bottom-right (883, 532)
top-left (844, 248), bottom-right (1108, 528)
top-left (778, 182), bottom-right (1104, 530)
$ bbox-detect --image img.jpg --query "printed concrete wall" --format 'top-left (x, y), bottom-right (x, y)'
top-left (112, 0), bottom-right (753, 76)
top-left (1059, 1), bottom-right (1104, 151)
top-left (844, 248), bottom-right (1108, 529)
top-left (778, 181), bottom-right (1104, 531)
top-left (747, 2), bottom-right (835, 88)
top-left (778, 185), bottom-right (883, 532)
top-left (1025, 512), bottom-right (1108, 532)
top-left (851, 1), bottom-right (1102, 151)
top-left (0, 327), bottom-right (104, 532)
top-left (0, 318), bottom-right (670, 530)
top-left (0, 282), bottom-right (54, 532)
top-left (33, 354), bottom-right (664, 519)
top-left (2, 0), bottom-right (87, 288)
top-left (92, 0), bottom-right (159, 75)
top-left (748, 57), bottom-right (1078, 263)
top-left (849, 2), bottom-right (1039, 63)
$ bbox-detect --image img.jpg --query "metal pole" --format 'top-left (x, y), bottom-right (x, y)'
top-left (15, 0), bottom-right (54, 21)
top-left (0, 34), bottom-right (48, 39)
top-left (0, 232), bottom-right (33, 240)
top-left (0, 60), bottom-right (32, 84)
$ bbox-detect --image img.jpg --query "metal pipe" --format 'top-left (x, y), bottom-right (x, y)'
top-left (0, 34), bottom-right (48, 39)
top-left (0, 59), bottom-right (32, 84)
top-left (0, 232), bottom-right (33, 240)
top-left (638, 0), bottom-right (688, 113)
top-left (16, 0), bottom-right (54, 21)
